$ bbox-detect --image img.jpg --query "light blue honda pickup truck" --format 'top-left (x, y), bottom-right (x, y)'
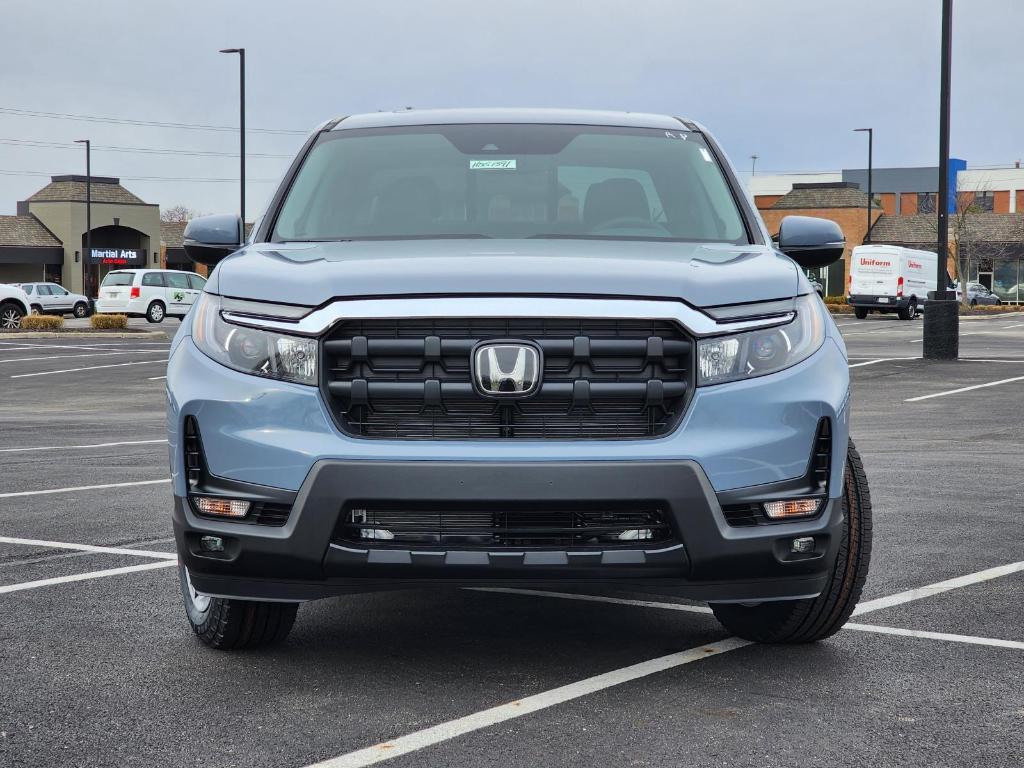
top-left (169, 109), bottom-right (871, 649)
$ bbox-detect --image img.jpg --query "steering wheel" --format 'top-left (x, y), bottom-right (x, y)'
top-left (590, 217), bottom-right (670, 234)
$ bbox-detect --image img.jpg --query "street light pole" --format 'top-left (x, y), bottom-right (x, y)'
top-left (923, 0), bottom-right (958, 360)
top-left (219, 47), bottom-right (245, 226)
top-left (74, 139), bottom-right (92, 298)
top-left (853, 128), bottom-right (873, 243)
top-left (750, 155), bottom-right (758, 176)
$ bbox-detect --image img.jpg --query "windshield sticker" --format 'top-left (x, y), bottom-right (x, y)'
top-left (469, 159), bottom-right (517, 170)
top-left (699, 147), bottom-right (714, 163)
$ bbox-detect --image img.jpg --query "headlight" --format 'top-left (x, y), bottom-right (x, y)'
top-left (191, 293), bottom-right (317, 385)
top-left (697, 294), bottom-right (825, 386)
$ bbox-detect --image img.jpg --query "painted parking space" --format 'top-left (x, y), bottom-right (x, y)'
top-left (0, 333), bottom-right (1021, 768)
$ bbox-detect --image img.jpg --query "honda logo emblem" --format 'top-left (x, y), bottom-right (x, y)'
top-left (472, 342), bottom-right (542, 397)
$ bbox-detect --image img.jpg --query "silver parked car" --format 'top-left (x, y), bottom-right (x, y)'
top-left (19, 282), bottom-right (91, 318)
top-left (957, 282), bottom-right (1001, 306)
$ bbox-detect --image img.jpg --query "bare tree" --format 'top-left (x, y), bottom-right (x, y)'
top-left (160, 205), bottom-right (201, 223)
top-left (947, 188), bottom-right (1024, 305)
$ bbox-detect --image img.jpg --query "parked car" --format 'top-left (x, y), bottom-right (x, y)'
top-left (169, 108), bottom-right (872, 650)
top-left (0, 283), bottom-right (31, 329)
top-left (955, 282), bottom-right (1001, 306)
top-left (95, 269), bottom-right (207, 323)
top-left (18, 282), bottom-right (91, 318)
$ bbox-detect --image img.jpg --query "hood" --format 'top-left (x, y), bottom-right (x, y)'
top-left (209, 239), bottom-right (799, 309)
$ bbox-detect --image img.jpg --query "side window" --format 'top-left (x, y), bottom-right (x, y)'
top-left (37, 285), bottom-right (53, 296)
top-left (187, 274), bottom-right (207, 290)
top-left (141, 273), bottom-right (165, 287)
top-left (165, 272), bottom-right (190, 289)
top-left (23, 285), bottom-right (35, 295)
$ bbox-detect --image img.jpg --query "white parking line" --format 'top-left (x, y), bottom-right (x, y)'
top-left (0, 560), bottom-right (176, 595)
top-left (904, 376), bottom-right (1024, 402)
top-left (848, 358), bottom-right (916, 368)
top-left (470, 587), bottom-right (713, 614)
top-left (0, 535), bottom-right (176, 560)
top-left (845, 623), bottom-right (1024, 651)
top-left (0, 438), bottom-right (166, 454)
top-left (0, 478), bottom-right (170, 498)
top-left (852, 561), bottom-right (1024, 614)
top-left (148, 375), bottom-right (167, 380)
top-left (0, 341), bottom-right (167, 352)
top-left (310, 561), bottom-right (1023, 768)
top-left (307, 637), bottom-right (751, 768)
top-left (10, 358), bottom-right (168, 378)
top-left (0, 350), bottom-right (167, 364)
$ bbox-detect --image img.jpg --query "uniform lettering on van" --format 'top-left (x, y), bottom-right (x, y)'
top-left (859, 258), bottom-right (892, 267)
top-left (907, 260), bottom-right (923, 269)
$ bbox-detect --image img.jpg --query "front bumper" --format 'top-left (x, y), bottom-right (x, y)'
top-left (175, 459), bottom-right (843, 603)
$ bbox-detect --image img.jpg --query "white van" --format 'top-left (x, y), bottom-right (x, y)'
top-left (847, 245), bottom-right (940, 320)
top-left (95, 268), bottom-right (206, 323)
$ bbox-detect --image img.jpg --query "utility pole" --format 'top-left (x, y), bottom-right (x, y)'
top-left (220, 47), bottom-right (246, 226)
top-left (74, 139), bottom-right (92, 298)
top-left (750, 155), bottom-right (758, 176)
top-left (923, 0), bottom-right (959, 360)
top-left (853, 128), bottom-right (873, 243)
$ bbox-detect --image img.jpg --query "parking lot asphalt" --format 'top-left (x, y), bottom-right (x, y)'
top-left (1, 314), bottom-right (1022, 768)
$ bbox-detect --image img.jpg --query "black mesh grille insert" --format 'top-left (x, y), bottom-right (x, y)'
top-left (321, 318), bottom-right (693, 440)
top-left (335, 506), bottom-right (674, 548)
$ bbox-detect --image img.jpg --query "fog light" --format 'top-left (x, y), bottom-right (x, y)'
top-left (199, 535), bottom-right (225, 553)
top-left (762, 498), bottom-right (820, 519)
top-left (194, 496), bottom-right (251, 518)
top-left (791, 536), bottom-right (815, 554)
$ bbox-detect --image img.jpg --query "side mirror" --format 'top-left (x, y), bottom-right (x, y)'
top-left (776, 215), bottom-right (845, 269)
top-left (183, 214), bottom-right (243, 267)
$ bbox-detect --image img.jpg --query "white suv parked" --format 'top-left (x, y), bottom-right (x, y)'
top-left (96, 269), bottom-right (206, 323)
top-left (19, 282), bottom-right (91, 318)
top-left (0, 283), bottom-right (31, 329)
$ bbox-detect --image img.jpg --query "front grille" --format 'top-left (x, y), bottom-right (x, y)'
top-left (335, 506), bottom-right (674, 548)
top-left (321, 318), bottom-right (693, 440)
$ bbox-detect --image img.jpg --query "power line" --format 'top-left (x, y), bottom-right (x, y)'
top-left (0, 107), bottom-right (307, 135)
top-left (0, 169), bottom-right (278, 183)
top-left (0, 137), bottom-right (292, 159)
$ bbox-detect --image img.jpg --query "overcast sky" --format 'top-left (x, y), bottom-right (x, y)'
top-left (1, 0), bottom-right (1020, 218)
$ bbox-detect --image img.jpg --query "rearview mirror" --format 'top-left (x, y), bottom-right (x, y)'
top-left (776, 216), bottom-right (845, 269)
top-left (183, 214), bottom-right (243, 267)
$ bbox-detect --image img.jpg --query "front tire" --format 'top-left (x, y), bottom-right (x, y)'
top-left (179, 564), bottom-right (298, 650)
top-left (0, 301), bottom-right (24, 329)
top-left (710, 439), bottom-right (873, 643)
top-left (146, 301), bottom-right (165, 323)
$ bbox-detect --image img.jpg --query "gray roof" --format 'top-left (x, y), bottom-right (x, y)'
top-left (160, 220), bottom-right (187, 248)
top-left (334, 108), bottom-right (692, 131)
top-left (27, 176), bottom-right (148, 205)
top-left (870, 213), bottom-right (1024, 244)
top-left (0, 214), bottom-right (63, 247)
top-left (772, 182), bottom-right (881, 210)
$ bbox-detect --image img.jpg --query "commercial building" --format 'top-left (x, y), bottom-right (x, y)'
top-left (0, 175), bottom-right (161, 295)
top-left (750, 162), bottom-right (1024, 299)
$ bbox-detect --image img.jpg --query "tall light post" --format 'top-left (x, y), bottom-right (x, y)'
top-left (74, 139), bottom-right (92, 298)
top-left (924, 0), bottom-right (958, 360)
top-left (750, 154), bottom-right (758, 176)
top-left (853, 128), bottom-right (873, 243)
top-left (219, 47), bottom-right (245, 226)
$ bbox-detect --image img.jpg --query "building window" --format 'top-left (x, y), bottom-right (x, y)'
top-left (973, 191), bottom-right (994, 212)
top-left (918, 193), bottom-right (936, 213)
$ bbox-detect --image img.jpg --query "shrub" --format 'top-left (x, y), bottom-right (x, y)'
top-left (90, 313), bottom-right (128, 329)
top-left (20, 314), bottom-right (64, 331)
top-left (822, 295), bottom-right (847, 305)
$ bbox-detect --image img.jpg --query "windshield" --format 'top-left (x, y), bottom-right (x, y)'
top-left (272, 124), bottom-right (749, 244)
top-left (101, 272), bottom-right (135, 287)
